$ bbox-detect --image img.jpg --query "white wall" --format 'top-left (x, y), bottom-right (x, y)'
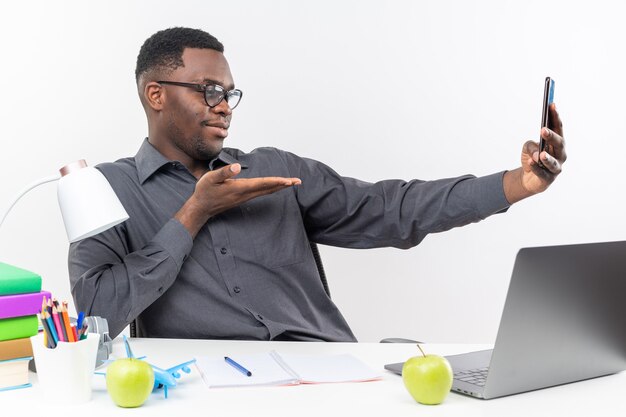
top-left (1, 0), bottom-right (625, 343)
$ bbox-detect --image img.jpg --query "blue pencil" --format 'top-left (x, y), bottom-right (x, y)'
top-left (77, 311), bottom-right (85, 330)
top-left (44, 311), bottom-right (59, 344)
top-left (224, 356), bottom-right (252, 377)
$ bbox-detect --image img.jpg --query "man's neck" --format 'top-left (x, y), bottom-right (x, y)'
top-left (147, 136), bottom-right (211, 180)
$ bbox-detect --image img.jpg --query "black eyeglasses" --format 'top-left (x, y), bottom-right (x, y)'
top-left (157, 81), bottom-right (243, 110)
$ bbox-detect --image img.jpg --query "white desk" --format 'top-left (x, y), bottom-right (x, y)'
top-left (3, 338), bottom-right (624, 416)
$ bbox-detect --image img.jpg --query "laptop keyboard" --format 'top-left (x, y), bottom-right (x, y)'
top-left (454, 367), bottom-right (489, 386)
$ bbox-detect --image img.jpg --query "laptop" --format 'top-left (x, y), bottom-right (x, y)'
top-left (385, 240), bottom-right (626, 399)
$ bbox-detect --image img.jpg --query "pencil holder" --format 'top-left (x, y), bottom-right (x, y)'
top-left (30, 332), bottom-right (99, 404)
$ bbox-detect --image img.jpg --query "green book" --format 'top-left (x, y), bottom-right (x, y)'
top-left (0, 262), bottom-right (41, 296)
top-left (0, 316), bottom-right (39, 342)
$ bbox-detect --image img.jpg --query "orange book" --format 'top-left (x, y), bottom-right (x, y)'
top-left (0, 338), bottom-right (33, 361)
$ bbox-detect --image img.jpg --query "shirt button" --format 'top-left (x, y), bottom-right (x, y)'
top-left (220, 247), bottom-right (227, 255)
top-left (157, 287), bottom-right (164, 293)
top-left (257, 314), bottom-right (264, 321)
top-left (233, 286), bottom-right (241, 294)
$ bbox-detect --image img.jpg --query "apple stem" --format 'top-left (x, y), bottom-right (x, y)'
top-left (417, 344), bottom-right (426, 357)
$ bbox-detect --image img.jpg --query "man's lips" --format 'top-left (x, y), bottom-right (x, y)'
top-left (204, 121), bottom-right (230, 138)
top-left (204, 121), bottom-right (230, 129)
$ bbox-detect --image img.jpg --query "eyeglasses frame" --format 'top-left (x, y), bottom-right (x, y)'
top-left (156, 80), bottom-right (243, 109)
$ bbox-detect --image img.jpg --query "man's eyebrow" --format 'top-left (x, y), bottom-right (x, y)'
top-left (199, 78), bottom-right (235, 90)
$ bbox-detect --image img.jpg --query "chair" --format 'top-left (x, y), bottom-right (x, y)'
top-left (130, 241), bottom-right (331, 337)
top-left (308, 243), bottom-right (417, 343)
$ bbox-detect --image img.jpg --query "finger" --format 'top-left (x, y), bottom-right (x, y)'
top-left (268, 176), bottom-right (301, 186)
top-left (539, 151), bottom-right (562, 175)
top-left (230, 176), bottom-right (301, 188)
top-left (522, 140), bottom-right (540, 165)
top-left (233, 180), bottom-right (300, 203)
top-left (548, 103), bottom-right (563, 137)
top-left (541, 128), bottom-right (567, 162)
top-left (248, 185), bottom-right (294, 199)
top-left (211, 163), bottom-right (241, 183)
top-left (523, 139), bottom-right (539, 156)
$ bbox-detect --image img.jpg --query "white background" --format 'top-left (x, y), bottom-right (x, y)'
top-left (1, 0), bottom-right (624, 343)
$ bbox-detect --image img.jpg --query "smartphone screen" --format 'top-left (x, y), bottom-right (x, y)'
top-left (539, 77), bottom-right (555, 157)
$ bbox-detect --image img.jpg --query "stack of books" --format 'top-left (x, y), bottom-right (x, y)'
top-left (0, 262), bottom-right (51, 391)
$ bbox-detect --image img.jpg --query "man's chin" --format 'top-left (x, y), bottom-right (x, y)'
top-left (191, 137), bottom-right (224, 161)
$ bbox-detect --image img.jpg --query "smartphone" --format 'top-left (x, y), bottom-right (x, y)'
top-left (539, 77), bottom-right (555, 163)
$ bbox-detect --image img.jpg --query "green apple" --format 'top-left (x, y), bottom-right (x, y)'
top-left (402, 345), bottom-right (453, 405)
top-left (106, 358), bottom-right (155, 408)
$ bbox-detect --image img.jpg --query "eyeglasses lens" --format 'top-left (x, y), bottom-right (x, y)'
top-left (205, 85), bottom-right (241, 109)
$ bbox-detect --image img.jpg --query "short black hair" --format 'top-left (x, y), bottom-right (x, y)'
top-left (135, 27), bottom-right (224, 83)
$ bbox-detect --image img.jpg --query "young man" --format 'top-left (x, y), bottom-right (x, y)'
top-left (69, 27), bottom-right (565, 341)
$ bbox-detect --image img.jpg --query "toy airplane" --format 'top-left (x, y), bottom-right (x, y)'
top-left (98, 335), bottom-right (196, 399)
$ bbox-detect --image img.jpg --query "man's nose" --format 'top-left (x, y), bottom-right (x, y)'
top-left (212, 99), bottom-right (232, 116)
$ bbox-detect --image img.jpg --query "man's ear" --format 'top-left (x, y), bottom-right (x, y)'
top-left (145, 82), bottom-right (164, 111)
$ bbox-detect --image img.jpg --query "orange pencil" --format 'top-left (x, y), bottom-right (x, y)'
top-left (61, 304), bottom-right (75, 342)
top-left (71, 324), bottom-right (78, 342)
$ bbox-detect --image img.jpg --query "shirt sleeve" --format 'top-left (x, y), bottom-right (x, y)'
top-left (68, 218), bottom-right (193, 338)
top-left (278, 150), bottom-right (511, 249)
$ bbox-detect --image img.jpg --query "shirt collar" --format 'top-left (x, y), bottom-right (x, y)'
top-left (208, 149), bottom-right (247, 171)
top-left (136, 138), bottom-right (248, 184)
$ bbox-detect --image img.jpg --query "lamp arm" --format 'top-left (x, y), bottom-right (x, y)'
top-left (0, 173), bottom-right (61, 230)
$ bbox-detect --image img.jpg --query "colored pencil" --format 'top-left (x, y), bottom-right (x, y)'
top-left (44, 310), bottom-right (59, 344)
top-left (51, 306), bottom-right (66, 342)
top-left (71, 324), bottom-right (78, 342)
top-left (39, 312), bottom-right (56, 348)
top-left (41, 297), bottom-right (48, 347)
top-left (60, 304), bottom-right (74, 342)
top-left (77, 311), bottom-right (85, 331)
top-left (79, 323), bottom-right (89, 340)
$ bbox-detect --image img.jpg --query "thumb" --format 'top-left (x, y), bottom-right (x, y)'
top-left (212, 163), bottom-right (241, 183)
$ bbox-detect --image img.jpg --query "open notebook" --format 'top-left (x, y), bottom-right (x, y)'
top-left (195, 350), bottom-right (382, 388)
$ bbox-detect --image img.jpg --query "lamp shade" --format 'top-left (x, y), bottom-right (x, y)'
top-left (57, 161), bottom-right (129, 243)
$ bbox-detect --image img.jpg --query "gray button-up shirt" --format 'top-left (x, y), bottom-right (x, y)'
top-left (69, 139), bottom-right (510, 341)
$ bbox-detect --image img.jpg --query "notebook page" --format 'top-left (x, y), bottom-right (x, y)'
top-left (278, 353), bottom-right (382, 384)
top-left (195, 352), bottom-right (299, 388)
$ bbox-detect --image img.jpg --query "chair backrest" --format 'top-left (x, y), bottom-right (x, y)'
top-left (309, 241), bottom-right (330, 298)
top-left (130, 241), bottom-right (330, 337)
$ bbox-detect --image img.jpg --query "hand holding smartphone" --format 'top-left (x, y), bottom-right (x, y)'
top-left (539, 77), bottom-right (555, 168)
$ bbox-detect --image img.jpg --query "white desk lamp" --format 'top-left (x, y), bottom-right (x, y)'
top-left (0, 160), bottom-right (128, 242)
top-left (0, 160), bottom-right (126, 365)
